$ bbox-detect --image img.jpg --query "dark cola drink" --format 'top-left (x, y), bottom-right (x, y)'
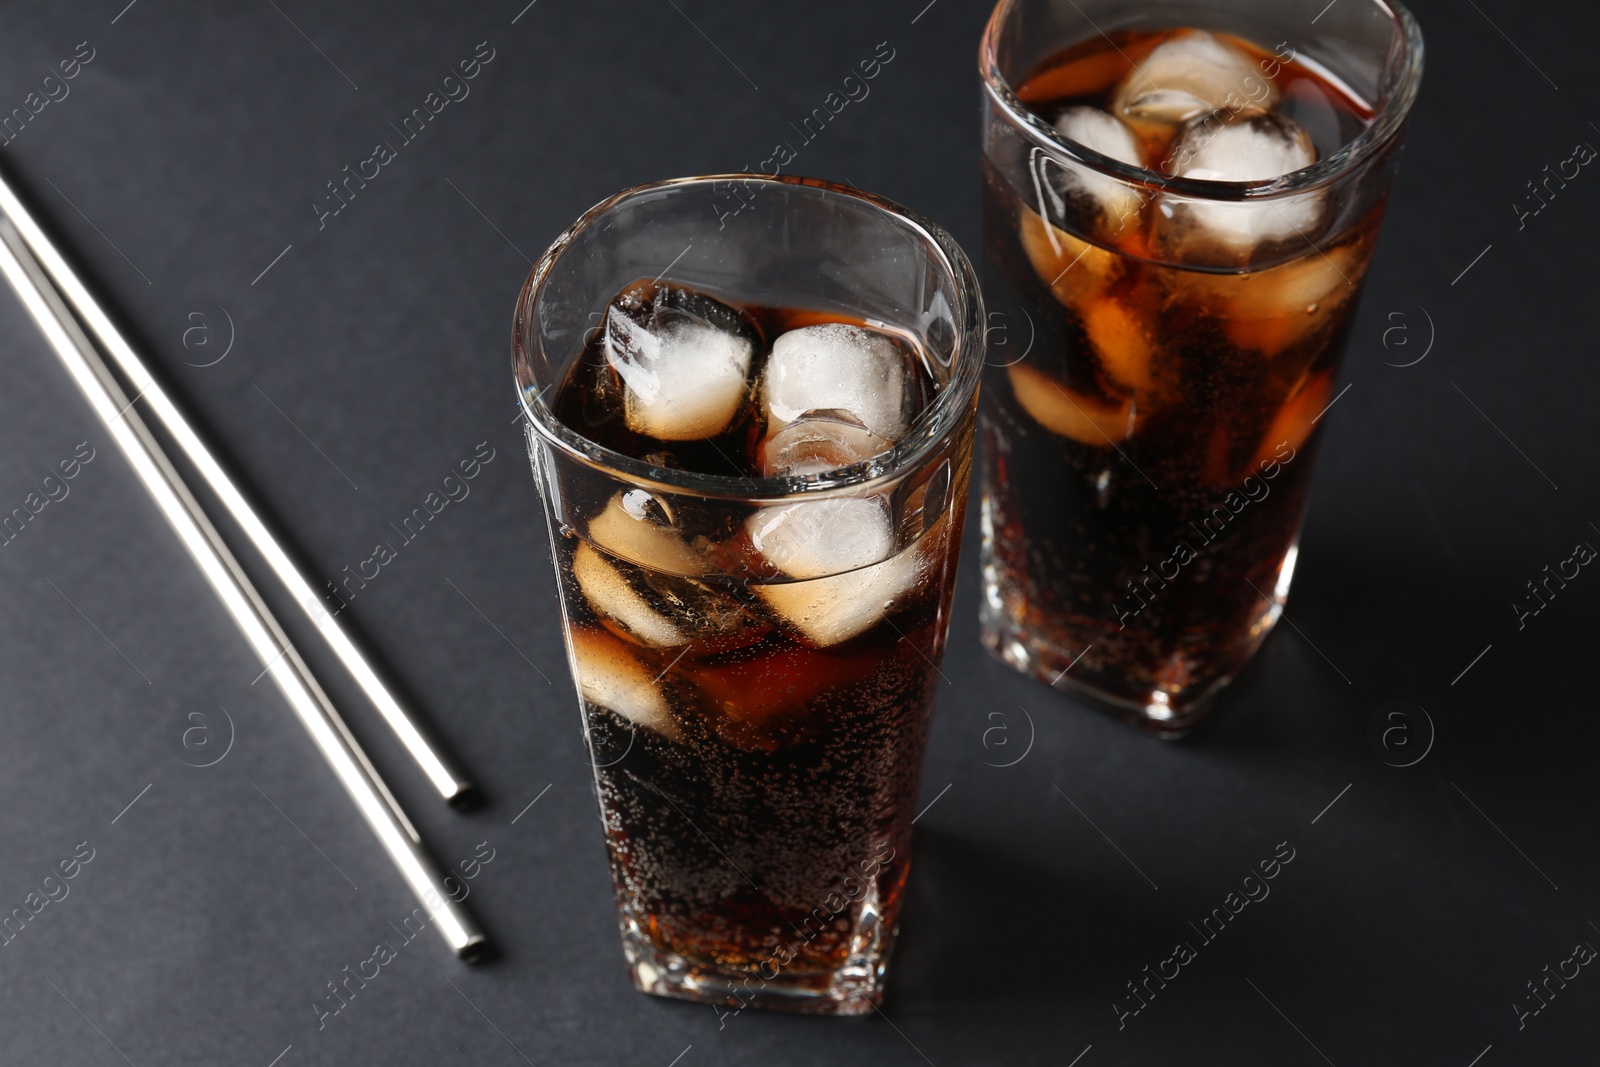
top-left (544, 279), bottom-right (966, 1012)
top-left (979, 25), bottom-right (1391, 731)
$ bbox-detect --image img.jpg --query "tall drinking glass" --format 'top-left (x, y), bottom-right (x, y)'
top-left (977, 0), bottom-right (1423, 733)
top-left (514, 176), bottom-right (983, 1013)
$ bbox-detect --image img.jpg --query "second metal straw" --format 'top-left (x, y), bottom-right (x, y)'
top-left (0, 169), bottom-right (473, 807)
top-left (0, 217), bottom-right (486, 960)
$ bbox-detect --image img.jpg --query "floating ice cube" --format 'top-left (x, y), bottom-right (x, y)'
top-left (568, 627), bottom-right (680, 740)
top-left (1222, 244), bottom-right (1356, 318)
top-left (1019, 207), bottom-right (1163, 393)
top-left (1006, 362), bottom-right (1139, 445)
top-left (587, 491), bottom-right (704, 576)
top-left (757, 546), bottom-right (923, 647)
top-left (745, 446), bottom-right (905, 646)
top-left (760, 414), bottom-right (893, 477)
top-left (1174, 109), bottom-right (1316, 183)
top-left (1254, 370), bottom-right (1334, 467)
top-left (1018, 207), bottom-right (1123, 310)
top-left (605, 289), bottom-right (755, 441)
top-left (1079, 297), bottom-right (1160, 395)
top-left (1157, 110), bottom-right (1324, 264)
top-left (1114, 30), bottom-right (1277, 125)
top-left (762, 324), bottom-right (907, 441)
top-left (1050, 107), bottom-right (1147, 235)
top-left (1173, 240), bottom-right (1364, 357)
top-left (573, 542), bottom-right (686, 647)
top-left (753, 497), bottom-right (957, 648)
top-left (579, 497), bottom-right (750, 645)
top-left (747, 496), bottom-right (894, 580)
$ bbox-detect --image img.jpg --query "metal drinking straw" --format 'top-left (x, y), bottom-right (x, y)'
top-left (0, 217), bottom-right (486, 960)
top-left (0, 171), bottom-right (475, 807)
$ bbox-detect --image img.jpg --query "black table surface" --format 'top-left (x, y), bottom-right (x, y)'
top-left (1, 1), bottom-right (1595, 1064)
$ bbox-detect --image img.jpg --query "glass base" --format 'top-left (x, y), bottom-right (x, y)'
top-left (620, 917), bottom-right (894, 1017)
top-left (978, 542), bottom-right (1296, 737)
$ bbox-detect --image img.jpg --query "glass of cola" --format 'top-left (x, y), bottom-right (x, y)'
top-left (514, 175), bottom-right (984, 1013)
top-left (977, 0), bottom-right (1424, 732)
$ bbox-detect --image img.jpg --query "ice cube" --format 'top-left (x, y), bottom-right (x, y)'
top-left (1018, 211), bottom-right (1163, 395)
top-left (1172, 240), bottom-right (1365, 357)
top-left (744, 454), bottom-right (907, 645)
top-left (1006, 362), bottom-right (1140, 445)
top-left (1080, 296), bottom-right (1161, 396)
top-left (1173, 109), bottom-right (1317, 183)
top-left (573, 542), bottom-right (686, 648)
top-left (757, 547), bottom-right (922, 647)
top-left (588, 490), bottom-right (704, 576)
top-left (605, 287), bottom-right (755, 441)
top-left (1050, 107), bottom-right (1147, 236)
top-left (762, 324), bottom-right (907, 441)
top-left (1113, 30), bottom-right (1278, 125)
top-left (1157, 110), bottom-right (1324, 264)
top-left (747, 496), bottom-right (894, 580)
top-left (1253, 369), bottom-right (1334, 466)
top-left (568, 627), bottom-right (680, 741)
top-left (1018, 207), bottom-right (1124, 310)
top-left (759, 414), bottom-right (893, 477)
top-left (758, 508), bottom-right (955, 648)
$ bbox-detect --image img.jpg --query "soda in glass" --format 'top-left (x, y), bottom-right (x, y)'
top-left (977, 0), bottom-right (1424, 732)
top-left (514, 175), bottom-right (984, 1013)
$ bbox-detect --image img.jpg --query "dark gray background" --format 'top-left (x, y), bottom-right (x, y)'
top-left (0, 1), bottom-right (1594, 1064)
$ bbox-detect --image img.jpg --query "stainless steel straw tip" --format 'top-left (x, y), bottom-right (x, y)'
top-left (458, 934), bottom-right (491, 963)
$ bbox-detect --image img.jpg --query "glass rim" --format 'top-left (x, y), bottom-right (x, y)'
top-left (513, 173), bottom-right (985, 503)
top-left (978, 0), bottom-right (1425, 202)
